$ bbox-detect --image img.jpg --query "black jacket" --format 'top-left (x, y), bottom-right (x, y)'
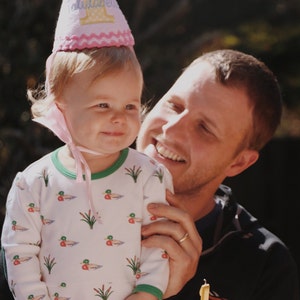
top-left (167, 185), bottom-right (299, 300)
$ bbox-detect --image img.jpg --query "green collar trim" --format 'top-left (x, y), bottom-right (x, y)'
top-left (51, 147), bottom-right (129, 180)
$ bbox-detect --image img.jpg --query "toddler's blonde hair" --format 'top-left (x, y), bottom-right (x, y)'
top-left (28, 46), bottom-right (142, 118)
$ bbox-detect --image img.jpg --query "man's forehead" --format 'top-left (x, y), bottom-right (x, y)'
top-left (174, 61), bottom-right (214, 86)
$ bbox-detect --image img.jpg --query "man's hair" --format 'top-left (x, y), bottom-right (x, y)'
top-left (29, 46), bottom-right (142, 118)
top-left (190, 49), bottom-right (282, 151)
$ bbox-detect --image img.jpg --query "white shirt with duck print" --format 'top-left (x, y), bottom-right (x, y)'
top-left (1, 147), bottom-right (173, 300)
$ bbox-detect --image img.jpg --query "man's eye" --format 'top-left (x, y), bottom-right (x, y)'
top-left (98, 103), bottom-right (109, 108)
top-left (199, 122), bottom-right (211, 134)
top-left (167, 101), bottom-right (183, 113)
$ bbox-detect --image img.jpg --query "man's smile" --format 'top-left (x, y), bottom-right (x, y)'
top-left (156, 142), bottom-right (186, 162)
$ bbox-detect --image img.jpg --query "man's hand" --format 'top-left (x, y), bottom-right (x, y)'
top-left (141, 191), bottom-right (202, 299)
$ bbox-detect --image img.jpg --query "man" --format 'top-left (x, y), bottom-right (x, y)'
top-left (137, 49), bottom-right (299, 299)
top-left (1, 49), bottom-right (298, 299)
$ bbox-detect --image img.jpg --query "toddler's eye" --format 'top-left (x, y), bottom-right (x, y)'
top-left (98, 103), bottom-right (109, 108)
top-left (125, 104), bottom-right (137, 110)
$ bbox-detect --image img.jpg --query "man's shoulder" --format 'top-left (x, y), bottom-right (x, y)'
top-left (237, 204), bottom-right (286, 250)
top-left (198, 203), bottom-right (299, 300)
top-left (212, 198), bottom-right (294, 265)
top-left (214, 186), bottom-right (291, 257)
top-left (226, 204), bottom-right (289, 256)
top-left (221, 203), bottom-right (298, 284)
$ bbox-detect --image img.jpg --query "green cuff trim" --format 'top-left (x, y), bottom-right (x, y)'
top-left (133, 284), bottom-right (163, 300)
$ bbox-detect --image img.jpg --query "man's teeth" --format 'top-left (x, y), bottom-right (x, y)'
top-left (156, 144), bottom-right (184, 162)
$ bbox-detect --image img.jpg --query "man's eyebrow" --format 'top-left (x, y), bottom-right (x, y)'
top-left (168, 95), bottom-right (183, 101)
top-left (163, 95), bottom-right (185, 106)
top-left (200, 114), bottom-right (218, 128)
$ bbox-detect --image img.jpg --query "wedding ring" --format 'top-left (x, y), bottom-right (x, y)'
top-left (178, 232), bottom-right (189, 244)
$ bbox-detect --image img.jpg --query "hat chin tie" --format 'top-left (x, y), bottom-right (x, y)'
top-left (34, 101), bottom-right (103, 223)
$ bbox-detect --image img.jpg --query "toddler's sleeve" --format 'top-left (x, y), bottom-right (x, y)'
top-left (1, 172), bottom-right (50, 300)
top-left (134, 164), bottom-right (173, 299)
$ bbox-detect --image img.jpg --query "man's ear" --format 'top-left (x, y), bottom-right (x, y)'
top-left (226, 149), bottom-right (259, 177)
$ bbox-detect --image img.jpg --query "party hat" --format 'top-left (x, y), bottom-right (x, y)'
top-left (53, 0), bottom-right (134, 52)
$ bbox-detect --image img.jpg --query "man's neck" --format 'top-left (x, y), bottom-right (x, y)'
top-left (175, 186), bottom-right (217, 221)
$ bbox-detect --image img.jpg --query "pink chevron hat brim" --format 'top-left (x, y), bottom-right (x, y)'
top-left (53, 0), bottom-right (134, 52)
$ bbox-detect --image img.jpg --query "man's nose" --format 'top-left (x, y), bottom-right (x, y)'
top-left (162, 111), bottom-right (189, 137)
